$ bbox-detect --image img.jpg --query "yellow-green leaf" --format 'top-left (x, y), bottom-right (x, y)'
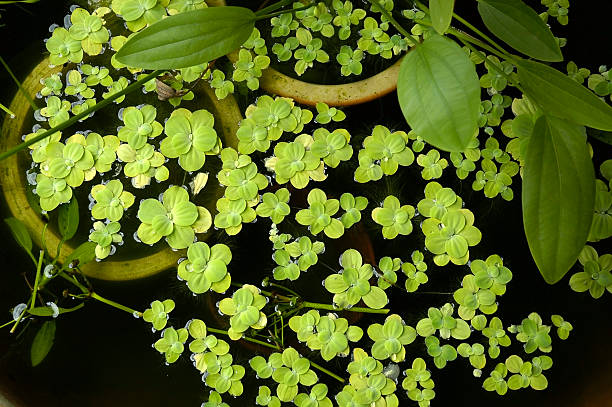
top-left (430, 0), bottom-right (455, 35)
top-left (31, 321), bottom-right (56, 367)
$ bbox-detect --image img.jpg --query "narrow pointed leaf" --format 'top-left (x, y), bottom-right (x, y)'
top-left (397, 34), bottom-right (480, 152)
top-left (477, 0), bottom-right (562, 62)
top-left (517, 59), bottom-right (612, 131)
top-left (522, 116), bottom-right (595, 284)
top-left (4, 217), bottom-right (32, 253)
top-left (31, 321), bottom-right (56, 367)
top-left (116, 7), bottom-right (256, 69)
top-left (430, 0), bottom-right (455, 35)
top-left (58, 198), bottom-right (79, 240)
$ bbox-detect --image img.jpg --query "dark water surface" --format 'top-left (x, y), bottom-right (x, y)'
top-left (1, 1), bottom-right (611, 406)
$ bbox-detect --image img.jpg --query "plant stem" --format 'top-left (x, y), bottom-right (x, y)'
top-left (269, 282), bottom-right (300, 297)
top-left (0, 102), bottom-right (16, 118)
top-left (367, 0), bottom-right (417, 47)
top-left (256, 0), bottom-right (293, 15)
top-left (207, 327), bottom-right (281, 350)
top-left (29, 249), bottom-right (45, 309)
top-left (231, 281), bottom-right (292, 301)
top-left (254, 2), bottom-right (314, 20)
top-left (0, 320), bottom-right (14, 329)
top-left (0, 55), bottom-right (39, 111)
top-left (451, 11), bottom-right (509, 56)
top-left (0, 69), bottom-right (163, 162)
top-left (447, 26), bottom-right (514, 62)
top-left (458, 38), bottom-right (522, 91)
top-left (309, 360), bottom-right (345, 383)
top-left (301, 301), bottom-right (390, 314)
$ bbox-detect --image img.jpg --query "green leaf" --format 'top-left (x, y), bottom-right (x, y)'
top-left (477, 0), bottom-right (562, 62)
top-left (430, 0), bottom-right (454, 35)
top-left (116, 7), bottom-right (256, 69)
top-left (4, 217), bottom-right (32, 254)
top-left (31, 321), bottom-right (56, 367)
top-left (523, 116), bottom-right (595, 284)
top-left (63, 241), bottom-right (97, 269)
top-left (397, 34), bottom-right (480, 152)
top-left (58, 198), bottom-right (79, 240)
top-left (517, 59), bottom-right (612, 131)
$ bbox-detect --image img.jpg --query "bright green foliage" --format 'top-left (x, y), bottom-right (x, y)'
top-left (356, 126), bottom-right (414, 181)
top-left (46, 27), bottom-right (83, 65)
top-left (457, 343), bottom-right (486, 369)
top-left (25, 129), bottom-right (62, 164)
top-left (480, 96), bottom-right (513, 132)
top-left (550, 315), bottom-right (573, 340)
top-left (354, 150), bottom-right (383, 183)
top-left (324, 249), bottom-right (388, 309)
top-left (218, 285), bottom-right (267, 340)
top-left (68, 8), bottom-right (109, 55)
top-left (481, 137), bottom-right (510, 163)
top-left (470, 255), bottom-right (513, 296)
top-left (116, 142), bottom-right (168, 188)
top-left (482, 317), bottom-right (511, 358)
top-left (422, 209), bottom-right (482, 266)
top-left (195, 350), bottom-right (245, 396)
top-left (256, 188), bottom-right (291, 225)
top-left (166, 0), bottom-right (207, 14)
top-left (417, 182), bottom-right (463, 220)
top-left (416, 303), bottom-right (471, 340)
top-left (111, 0), bottom-right (169, 32)
top-left (46, 141), bottom-right (94, 188)
top-left (588, 179), bottom-right (612, 242)
top-left (143, 299), bottom-right (175, 331)
top-left (71, 99), bottom-right (96, 116)
top-left (233, 48), bottom-right (270, 90)
top-left (450, 138), bottom-right (480, 180)
top-left (35, 174), bottom-right (72, 211)
top-left (293, 28), bottom-right (330, 76)
top-left (237, 95), bottom-right (312, 154)
top-left (158, 73), bottom-right (195, 107)
top-left (402, 252), bottom-right (428, 292)
top-left (367, 314), bottom-right (416, 362)
top-left (180, 62), bottom-right (210, 82)
top-left (118, 105), bottom-right (163, 149)
top-left (90, 180), bottom-right (135, 221)
top-left (177, 242), bottom-right (232, 294)
top-left (540, 0), bottom-right (569, 25)
top-left (214, 197), bottom-right (256, 236)
top-left (294, 383), bottom-right (333, 407)
top-left (242, 27), bottom-right (268, 56)
top-left (453, 274), bottom-right (498, 320)
top-left (345, 348), bottom-right (398, 407)
top-left (272, 235), bottom-right (324, 280)
top-left (137, 186), bottom-right (206, 249)
top-left (416, 150), bottom-right (448, 180)
top-left (221, 162), bottom-right (268, 202)
top-left (402, 358), bottom-right (435, 407)
top-left (358, 17), bottom-right (392, 58)
top-left (509, 312), bottom-right (552, 354)
top-left (154, 326), bottom-right (188, 363)
top-left (82, 63), bottom-right (113, 86)
top-left (65, 132), bottom-right (114, 180)
top-left (40, 96), bottom-right (71, 127)
top-left (566, 61), bottom-right (590, 84)
top-left (250, 353), bottom-right (283, 380)
top-left (89, 221), bottom-right (122, 259)
top-left (300, 3), bottom-right (334, 37)
top-left (371, 195), bottom-right (415, 239)
top-left (425, 336), bottom-right (457, 369)
top-left (209, 70), bottom-right (234, 100)
top-left (336, 46), bottom-right (364, 76)
top-left (314, 102), bottom-right (346, 124)
top-left (296, 189), bottom-right (344, 238)
top-left (102, 76), bottom-right (129, 103)
top-left (160, 108), bottom-right (220, 172)
top-left (271, 347), bottom-right (318, 402)
top-left (505, 355), bottom-right (552, 390)
top-left (310, 128), bottom-right (353, 168)
top-left (272, 37), bottom-right (299, 62)
top-left (587, 65), bottom-right (611, 102)
top-left (288, 310), bottom-right (363, 361)
top-left (39, 74), bottom-right (63, 97)
top-left (202, 391), bottom-right (229, 407)
top-left (332, 0), bottom-right (366, 40)
top-left (256, 386), bottom-right (281, 407)
top-left (271, 12), bottom-right (298, 37)
top-left (188, 320), bottom-right (231, 358)
top-left (569, 245), bottom-right (612, 298)
top-left (480, 56), bottom-right (515, 92)
top-left (483, 363), bottom-right (508, 395)
top-left (472, 159), bottom-right (519, 201)
top-left (376, 256), bottom-right (400, 290)
top-left (339, 193), bottom-right (368, 229)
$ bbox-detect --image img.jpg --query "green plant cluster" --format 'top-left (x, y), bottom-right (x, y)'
top-left (270, 233), bottom-right (325, 281)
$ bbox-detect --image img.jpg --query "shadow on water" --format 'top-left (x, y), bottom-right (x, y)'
top-left (1, 1), bottom-right (612, 406)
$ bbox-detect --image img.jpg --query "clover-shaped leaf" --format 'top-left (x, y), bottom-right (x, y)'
top-left (416, 149), bottom-right (448, 180)
top-left (296, 188), bottom-right (344, 238)
top-left (154, 327), bottom-right (188, 363)
top-left (89, 221), bottom-right (122, 259)
top-left (336, 45), bottom-right (364, 76)
top-left (143, 299), bottom-right (175, 331)
top-left (422, 209), bottom-right (482, 266)
top-left (178, 242), bottom-right (232, 294)
top-left (417, 182), bottom-right (463, 220)
top-left (218, 285), bottom-right (267, 340)
top-left (46, 27), bottom-right (83, 65)
top-left (310, 128), bottom-right (353, 168)
top-left (416, 303), bottom-right (471, 340)
top-left (570, 245), bottom-right (612, 298)
top-left (371, 195), bottom-right (415, 239)
top-left (257, 188), bottom-right (291, 224)
top-left (233, 48), bottom-right (270, 90)
top-left (512, 312), bottom-right (552, 354)
top-left (339, 193), bottom-right (368, 229)
top-left (368, 314), bottom-right (416, 362)
top-left (425, 336), bottom-right (457, 369)
top-left (118, 105), bottom-right (163, 149)
top-left (256, 385), bottom-right (281, 407)
top-left (483, 362), bottom-right (508, 395)
top-left (90, 180), bottom-right (134, 222)
top-left (551, 315), bottom-right (573, 340)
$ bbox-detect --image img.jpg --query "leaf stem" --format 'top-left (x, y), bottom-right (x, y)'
top-left (0, 102), bottom-right (16, 118)
top-left (29, 249), bottom-right (45, 309)
top-left (451, 10), bottom-right (509, 56)
top-left (254, 2), bottom-right (315, 20)
top-left (366, 0), bottom-right (417, 47)
top-left (269, 282), bottom-right (300, 297)
top-left (301, 301), bottom-right (389, 314)
top-left (458, 38), bottom-right (522, 91)
top-left (207, 327), bottom-right (281, 350)
top-left (255, 0), bottom-right (293, 15)
top-left (309, 360), bottom-right (345, 383)
top-left (0, 55), bottom-right (39, 111)
top-left (0, 69), bottom-right (163, 162)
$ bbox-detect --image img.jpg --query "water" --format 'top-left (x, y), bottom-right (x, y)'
top-left (1, 1), bottom-right (612, 407)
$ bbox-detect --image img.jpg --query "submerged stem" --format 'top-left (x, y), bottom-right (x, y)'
top-left (29, 250), bottom-right (45, 309)
top-left (301, 301), bottom-right (390, 314)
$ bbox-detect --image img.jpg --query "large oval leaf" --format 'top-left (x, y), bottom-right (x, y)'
top-left (115, 7), bottom-right (256, 69)
top-left (58, 198), bottom-right (79, 240)
top-left (477, 0), bottom-right (562, 62)
top-left (397, 34), bottom-right (480, 152)
top-left (522, 115), bottom-right (595, 284)
top-left (430, 0), bottom-right (455, 35)
top-left (31, 321), bottom-right (56, 367)
top-left (517, 59), bottom-right (612, 131)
